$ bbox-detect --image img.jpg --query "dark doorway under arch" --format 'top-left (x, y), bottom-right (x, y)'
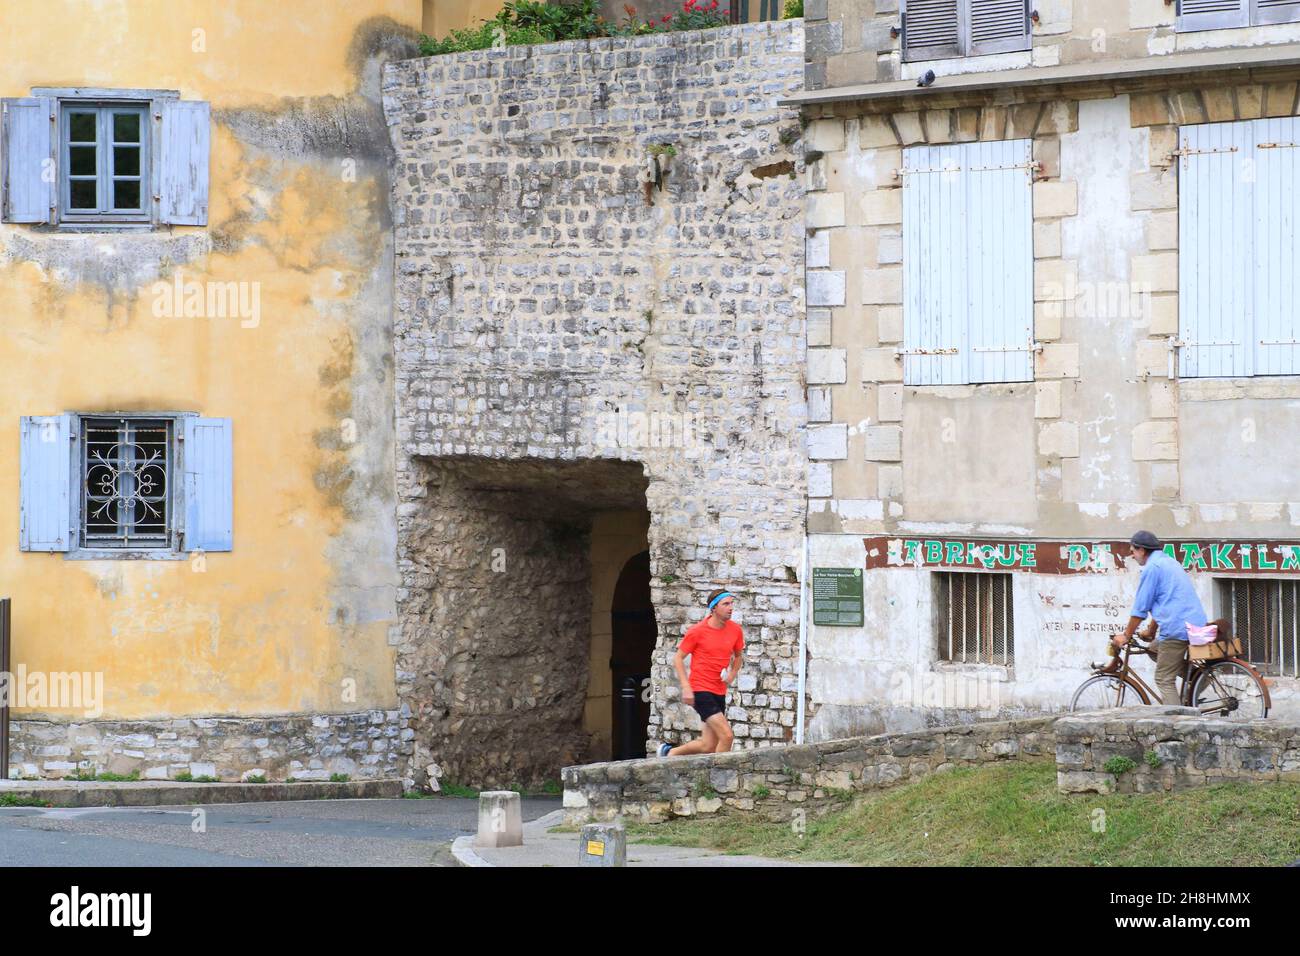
top-left (610, 550), bottom-right (656, 760)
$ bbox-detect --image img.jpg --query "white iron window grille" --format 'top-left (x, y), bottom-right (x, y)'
top-left (1221, 578), bottom-right (1300, 678)
top-left (936, 571), bottom-right (1014, 665)
top-left (80, 417), bottom-right (173, 549)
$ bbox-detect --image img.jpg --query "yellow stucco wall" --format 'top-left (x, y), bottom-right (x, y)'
top-left (423, 0), bottom-right (503, 36)
top-left (0, 1), bottom-right (421, 720)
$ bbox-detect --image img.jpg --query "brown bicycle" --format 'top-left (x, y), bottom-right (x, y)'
top-left (1069, 631), bottom-right (1271, 718)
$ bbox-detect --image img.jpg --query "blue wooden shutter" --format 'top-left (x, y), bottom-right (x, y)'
top-left (183, 416), bottom-right (232, 552)
top-left (903, 143), bottom-right (968, 384)
top-left (966, 139), bottom-right (1034, 383)
top-left (1254, 0), bottom-right (1300, 26)
top-left (968, 0), bottom-right (1030, 56)
top-left (1178, 0), bottom-right (1249, 30)
top-left (903, 0), bottom-right (962, 61)
top-left (20, 415), bottom-right (73, 552)
top-left (1178, 120), bottom-right (1254, 377)
top-left (2, 97), bottom-right (54, 224)
top-left (159, 100), bottom-right (210, 226)
top-left (1251, 116), bottom-right (1300, 376)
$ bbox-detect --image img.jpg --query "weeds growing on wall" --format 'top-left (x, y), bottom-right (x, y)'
top-left (783, 0), bottom-right (803, 17)
top-left (418, 0), bottom-right (731, 56)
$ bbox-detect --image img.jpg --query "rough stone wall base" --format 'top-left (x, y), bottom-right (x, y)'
top-left (9, 712), bottom-right (411, 782)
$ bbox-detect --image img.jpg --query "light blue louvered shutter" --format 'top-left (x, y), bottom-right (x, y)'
top-left (1252, 116), bottom-right (1300, 376)
top-left (965, 139), bottom-right (1034, 383)
top-left (19, 415), bottom-right (74, 552)
top-left (1254, 0), bottom-right (1300, 25)
top-left (968, 0), bottom-right (1031, 56)
top-left (903, 0), bottom-right (962, 61)
top-left (903, 143), bottom-right (968, 384)
top-left (1, 97), bottom-right (55, 224)
top-left (158, 100), bottom-right (210, 226)
top-left (1178, 120), bottom-right (1254, 377)
top-left (1177, 0), bottom-right (1249, 30)
top-left (183, 416), bottom-right (232, 552)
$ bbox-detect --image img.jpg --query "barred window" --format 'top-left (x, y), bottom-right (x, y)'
top-left (1220, 579), bottom-right (1299, 678)
top-left (81, 417), bottom-right (174, 549)
top-left (936, 572), bottom-right (1014, 665)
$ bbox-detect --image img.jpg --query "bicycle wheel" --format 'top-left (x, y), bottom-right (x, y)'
top-left (1189, 660), bottom-right (1269, 719)
top-left (1070, 674), bottom-right (1145, 712)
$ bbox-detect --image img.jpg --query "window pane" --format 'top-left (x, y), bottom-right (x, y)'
top-left (113, 146), bottom-right (140, 177)
top-left (114, 180), bottom-right (141, 210)
top-left (70, 145), bottom-right (97, 176)
top-left (69, 111), bottom-right (97, 142)
top-left (113, 111), bottom-right (141, 143)
top-left (70, 179), bottom-right (97, 209)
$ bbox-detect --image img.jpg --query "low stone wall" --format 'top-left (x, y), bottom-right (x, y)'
top-left (562, 716), bottom-right (1056, 824)
top-left (1055, 707), bottom-right (1300, 794)
top-left (8, 711), bottom-right (412, 782)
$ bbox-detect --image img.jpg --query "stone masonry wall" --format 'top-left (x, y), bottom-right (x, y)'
top-left (1056, 707), bottom-right (1300, 794)
top-left (9, 712), bottom-right (408, 782)
top-left (383, 21), bottom-right (809, 788)
top-left (562, 714), bottom-right (1056, 823)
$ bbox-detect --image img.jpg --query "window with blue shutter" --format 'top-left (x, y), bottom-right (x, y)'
top-left (2, 89), bottom-right (209, 228)
top-left (1177, 0), bottom-right (1300, 30)
top-left (1178, 116), bottom-right (1300, 378)
top-left (902, 0), bottom-right (1030, 61)
top-left (902, 139), bottom-right (1035, 385)
top-left (18, 413), bottom-right (232, 556)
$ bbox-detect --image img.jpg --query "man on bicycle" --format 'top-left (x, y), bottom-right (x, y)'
top-left (1111, 530), bottom-right (1208, 705)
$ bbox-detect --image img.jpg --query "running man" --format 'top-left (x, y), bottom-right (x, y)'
top-left (657, 589), bottom-right (743, 757)
top-left (1111, 529), bottom-right (1207, 705)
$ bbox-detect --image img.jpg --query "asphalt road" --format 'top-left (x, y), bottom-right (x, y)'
top-left (0, 796), bottom-right (562, 866)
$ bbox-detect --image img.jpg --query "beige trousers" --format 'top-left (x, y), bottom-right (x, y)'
top-left (1155, 639), bottom-right (1189, 705)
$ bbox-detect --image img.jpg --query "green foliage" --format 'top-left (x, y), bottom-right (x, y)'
top-left (192, 775), bottom-right (219, 783)
top-left (1145, 750), bottom-right (1164, 769)
top-left (418, 0), bottom-right (729, 56)
top-left (173, 770), bottom-right (193, 782)
top-left (329, 773), bottom-right (351, 783)
top-left (692, 777), bottom-right (718, 799)
top-left (628, 761), bottom-right (1300, 866)
top-left (246, 773), bottom-right (267, 784)
top-left (752, 784), bottom-right (771, 799)
top-left (94, 770), bottom-right (141, 782)
top-left (661, 573), bottom-right (678, 584)
top-left (440, 781), bottom-right (480, 798)
top-left (540, 778), bottom-right (563, 795)
top-left (647, 143), bottom-right (677, 158)
top-left (0, 794), bottom-right (49, 807)
top-left (783, 0), bottom-right (804, 18)
top-left (1103, 755), bottom-right (1138, 775)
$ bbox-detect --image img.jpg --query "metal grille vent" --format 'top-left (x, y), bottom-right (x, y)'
top-left (937, 572), bottom-right (1014, 665)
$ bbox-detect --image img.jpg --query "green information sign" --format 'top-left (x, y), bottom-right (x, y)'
top-left (812, 567), bottom-right (864, 627)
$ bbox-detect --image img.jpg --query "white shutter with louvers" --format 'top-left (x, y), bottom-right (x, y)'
top-left (1, 97), bottom-right (55, 224)
top-left (1255, 0), bottom-right (1300, 25)
top-left (1177, 0), bottom-right (1249, 30)
top-left (1178, 120), bottom-right (1255, 378)
top-left (1251, 116), bottom-right (1300, 375)
top-left (158, 99), bottom-right (210, 226)
top-left (966, 139), bottom-right (1033, 383)
top-left (903, 0), bottom-right (962, 61)
top-left (968, 0), bottom-right (1031, 56)
top-left (903, 144), bottom-right (968, 384)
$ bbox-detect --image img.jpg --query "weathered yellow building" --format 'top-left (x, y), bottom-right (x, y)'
top-left (1, 0), bottom-right (423, 780)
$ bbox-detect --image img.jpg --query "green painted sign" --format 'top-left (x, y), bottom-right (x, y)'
top-left (812, 567), bottom-right (864, 626)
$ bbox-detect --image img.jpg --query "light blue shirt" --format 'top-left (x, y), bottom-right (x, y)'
top-left (1131, 550), bottom-right (1207, 641)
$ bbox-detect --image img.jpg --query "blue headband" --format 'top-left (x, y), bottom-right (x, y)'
top-left (708, 592), bottom-right (733, 610)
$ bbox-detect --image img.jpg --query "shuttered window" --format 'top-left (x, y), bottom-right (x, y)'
top-left (1177, 0), bottom-right (1300, 30)
top-left (1178, 117), bottom-right (1300, 377)
top-left (19, 414), bottom-right (232, 555)
top-left (902, 139), bottom-right (1035, 385)
top-left (1, 91), bottom-right (209, 226)
top-left (902, 0), bottom-right (1030, 61)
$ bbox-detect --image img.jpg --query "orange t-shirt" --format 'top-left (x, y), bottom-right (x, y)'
top-left (679, 618), bottom-right (744, 695)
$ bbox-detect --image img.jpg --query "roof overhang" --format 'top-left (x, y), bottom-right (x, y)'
top-left (780, 43), bottom-right (1300, 113)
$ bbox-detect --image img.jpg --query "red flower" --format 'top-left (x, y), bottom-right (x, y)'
top-left (662, 13), bottom-right (671, 20)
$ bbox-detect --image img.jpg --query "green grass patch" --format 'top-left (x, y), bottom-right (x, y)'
top-left (438, 782), bottom-right (479, 798)
top-left (0, 793), bottom-right (49, 807)
top-left (626, 761), bottom-right (1300, 866)
top-left (329, 773), bottom-right (350, 783)
top-left (245, 774), bottom-right (267, 784)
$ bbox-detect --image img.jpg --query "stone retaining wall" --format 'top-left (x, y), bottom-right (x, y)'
top-left (8, 711), bottom-right (410, 782)
top-left (1055, 707), bottom-right (1300, 794)
top-left (562, 715), bottom-right (1056, 824)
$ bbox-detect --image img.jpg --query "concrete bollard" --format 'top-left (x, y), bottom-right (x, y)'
top-left (475, 790), bottom-right (523, 848)
top-left (578, 822), bottom-right (626, 867)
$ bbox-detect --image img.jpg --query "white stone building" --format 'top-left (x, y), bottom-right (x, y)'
top-left (790, 0), bottom-right (1300, 737)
